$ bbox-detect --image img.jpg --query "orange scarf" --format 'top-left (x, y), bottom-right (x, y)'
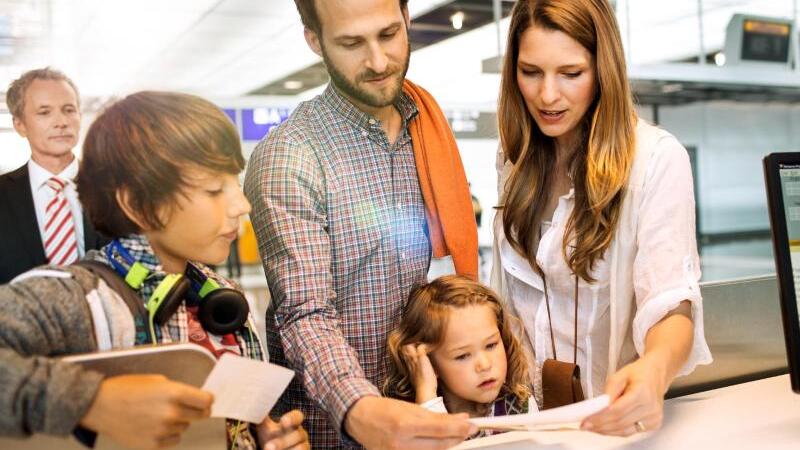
top-left (403, 79), bottom-right (479, 280)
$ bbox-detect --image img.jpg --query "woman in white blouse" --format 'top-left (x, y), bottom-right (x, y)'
top-left (491, 0), bottom-right (712, 436)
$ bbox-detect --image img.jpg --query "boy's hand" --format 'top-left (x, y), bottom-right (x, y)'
top-left (79, 374), bottom-right (213, 449)
top-left (256, 410), bottom-right (309, 450)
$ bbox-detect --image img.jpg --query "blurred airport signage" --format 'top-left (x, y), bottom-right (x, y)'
top-left (445, 110), bottom-right (497, 139)
top-left (242, 107), bottom-right (292, 141)
top-left (222, 105), bottom-right (497, 142)
top-left (221, 107), bottom-right (293, 142)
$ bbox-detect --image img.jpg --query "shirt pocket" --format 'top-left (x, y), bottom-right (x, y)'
top-left (499, 235), bottom-right (544, 292)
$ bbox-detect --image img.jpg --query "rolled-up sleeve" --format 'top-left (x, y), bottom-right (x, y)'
top-left (244, 131), bottom-right (380, 432)
top-left (631, 135), bottom-right (713, 376)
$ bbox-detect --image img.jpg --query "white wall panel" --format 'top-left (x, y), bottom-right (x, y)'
top-left (641, 102), bottom-right (800, 234)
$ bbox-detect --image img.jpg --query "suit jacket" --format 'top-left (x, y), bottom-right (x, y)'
top-left (0, 164), bottom-right (107, 284)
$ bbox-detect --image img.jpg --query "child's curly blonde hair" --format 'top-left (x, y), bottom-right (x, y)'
top-left (383, 275), bottom-right (531, 404)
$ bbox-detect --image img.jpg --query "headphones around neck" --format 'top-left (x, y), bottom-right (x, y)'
top-left (106, 240), bottom-right (250, 336)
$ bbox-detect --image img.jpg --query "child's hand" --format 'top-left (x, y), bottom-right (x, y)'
top-left (79, 374), bottom-right (213, 449)
top-left (256, 410), bottom-right (309, 450)
top-left (402, 344), bottom-right (438, 403)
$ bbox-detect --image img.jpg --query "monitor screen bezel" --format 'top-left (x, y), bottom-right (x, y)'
top-left (763, 152), bottom-right (800, 393)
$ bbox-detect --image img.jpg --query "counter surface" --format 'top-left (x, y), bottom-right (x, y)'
top-left (456, 374), bottom-right (800, 449)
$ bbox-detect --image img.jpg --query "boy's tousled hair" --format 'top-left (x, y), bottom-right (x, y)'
top-left (77, 91), bottom-right (244, 238)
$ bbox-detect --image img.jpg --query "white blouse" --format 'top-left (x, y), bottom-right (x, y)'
top-left (492, 120), bottom-right (713, 403)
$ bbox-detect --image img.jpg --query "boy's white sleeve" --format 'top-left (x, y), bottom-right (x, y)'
top-left (420, 397), bottom-right (448, 413)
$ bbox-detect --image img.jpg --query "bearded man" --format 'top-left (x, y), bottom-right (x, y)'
top-left (243, 0), bottom-right (480, 448)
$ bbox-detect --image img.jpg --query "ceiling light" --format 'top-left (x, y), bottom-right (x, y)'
top-left (283, 80), bottom-right (304, 90)
top-left (450, 11), bottom-right (465, 31)
top-left (714, 52), bottom-right (726, 66)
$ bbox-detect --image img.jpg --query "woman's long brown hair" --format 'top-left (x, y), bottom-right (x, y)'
top-left (498, 0), bottom-right (636, 282)
top-left (383, 275), bottom-right (531, 404)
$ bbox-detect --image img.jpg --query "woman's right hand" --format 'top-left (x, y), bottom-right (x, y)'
top-left (401, 343), bottom-right (438, 404)
top-left (79, 374), bottom-right (213, 449)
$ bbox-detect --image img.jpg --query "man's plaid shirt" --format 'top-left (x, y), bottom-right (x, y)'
top-left (244, 84), bottom-right (431, 448)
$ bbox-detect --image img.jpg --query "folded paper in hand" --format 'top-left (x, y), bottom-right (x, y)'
top-left (469, 395), bottom-right (610, 431)
top-left (64, 343), bottom-right (296, 425)
top-left (202, 353), bottom-right (295, 424)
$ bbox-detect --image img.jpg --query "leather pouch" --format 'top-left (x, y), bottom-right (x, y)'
top-left (541, 358), bottom-right (585, 409)
top-left (538, 256), bottom-right (584, 410)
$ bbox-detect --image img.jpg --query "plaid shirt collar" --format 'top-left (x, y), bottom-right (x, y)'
top-left (87, 234), bottom-right (249, 340)
top-left (321, 82), bottom-right (418, 134)
top-left (91, 234), bottom-right (236, 296)
top-left (88, 234), bottom-right (166, 303)
top-left (115, 234), bottom-right (161, 274)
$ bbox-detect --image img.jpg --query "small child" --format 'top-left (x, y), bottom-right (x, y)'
top-left (384, 275), bottom-right (532, 436)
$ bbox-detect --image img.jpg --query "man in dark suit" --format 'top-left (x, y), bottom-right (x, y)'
top-left (0, 68), bottom-right (105, 284)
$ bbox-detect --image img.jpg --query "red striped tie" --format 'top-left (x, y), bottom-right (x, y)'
top-left (43, 177), bottom-right (78, 265)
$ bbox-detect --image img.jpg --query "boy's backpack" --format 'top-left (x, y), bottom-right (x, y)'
top-left (71, 260), bottom-right (152, 343)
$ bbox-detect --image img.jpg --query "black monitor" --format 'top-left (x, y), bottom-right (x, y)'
top-left (724, 14), bottom-right (794, 68)
top-left (764, 152), bottom-right (800, 393)
top-left (741, 19), bottom-right (792, 63)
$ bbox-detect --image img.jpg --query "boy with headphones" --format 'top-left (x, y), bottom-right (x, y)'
top-left (0, 91), bottom-right (309, 450)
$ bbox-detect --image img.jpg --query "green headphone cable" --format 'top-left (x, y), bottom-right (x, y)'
top-left (148, 315), bottom-right (157, 346)
top-left (229, 419), bottom-right (242, 450)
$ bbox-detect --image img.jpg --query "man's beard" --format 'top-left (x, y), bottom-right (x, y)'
top-left (322, 42), bottom-right (411, 109)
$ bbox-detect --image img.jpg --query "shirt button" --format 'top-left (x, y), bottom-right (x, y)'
top-left (368, 118), bottom-right (376, 125)
top-left (361, 131), bottom-right (368, 137)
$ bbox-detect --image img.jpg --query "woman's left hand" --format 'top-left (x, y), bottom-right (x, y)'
top-left (580, 355), bottom-right (668, 436)
top-left (256, 410), bottom-right (310, 450)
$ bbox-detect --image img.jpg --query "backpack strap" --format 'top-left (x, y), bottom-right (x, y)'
top-left (74, 260), bottom-right (152, 344)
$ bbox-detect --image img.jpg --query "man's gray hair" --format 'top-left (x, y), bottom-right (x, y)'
top-left (6, 67), bottom-right (80, 119)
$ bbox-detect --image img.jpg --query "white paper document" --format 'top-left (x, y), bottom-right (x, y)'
top-left (202, 353), bottom-right (295, 424)
top-left (469, 395), bottom-right (611, 431)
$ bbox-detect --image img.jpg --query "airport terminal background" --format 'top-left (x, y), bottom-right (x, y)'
top-left (1, 0), bottom-right (799, 333)
top-left (3, 1), bottom-right (800, 449)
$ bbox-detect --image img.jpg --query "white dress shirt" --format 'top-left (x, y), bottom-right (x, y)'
top-left (492, 120), bottom-right (713, 404)
top-left (28, 158), bottom-right (85, 257)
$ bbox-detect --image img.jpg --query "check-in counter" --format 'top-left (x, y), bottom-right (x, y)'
top-left (458, 374), bottom-right (800, 449)
top-left (460, 274), bottom-right (799, 449)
